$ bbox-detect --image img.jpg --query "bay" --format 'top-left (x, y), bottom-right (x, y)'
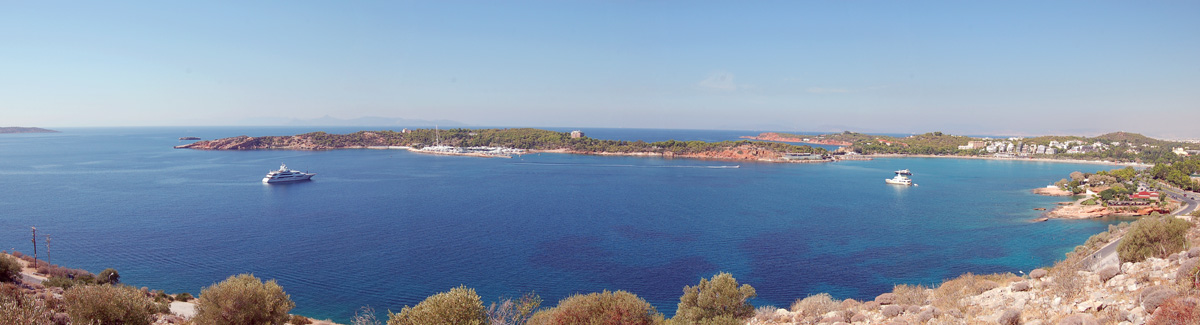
top-left (0, 127), bottom-right (1120, 322)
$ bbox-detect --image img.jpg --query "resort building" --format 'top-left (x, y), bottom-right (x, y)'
top-left (570, 130), bottom-right (585, 138)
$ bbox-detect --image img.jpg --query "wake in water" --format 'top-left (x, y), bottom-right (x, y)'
top-left (513, 162), bottom-right (739, 169)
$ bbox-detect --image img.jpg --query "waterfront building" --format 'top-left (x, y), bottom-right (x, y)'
top-left (571, 130), bottom-right (585, 138)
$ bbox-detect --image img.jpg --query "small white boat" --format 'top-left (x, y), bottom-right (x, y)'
top-left (885, 170), bottom-right (915, 186)
top-left (262, 164), bottom-right (315, 183)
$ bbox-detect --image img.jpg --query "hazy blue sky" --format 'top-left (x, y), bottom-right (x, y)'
top-left (3, 1), bottom-right (1198, 138)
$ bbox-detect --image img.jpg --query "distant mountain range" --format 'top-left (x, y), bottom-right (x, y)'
top-left (0, 127), bottom-right (58, 134)
top-left (236, 115), bottom-right (467, 127)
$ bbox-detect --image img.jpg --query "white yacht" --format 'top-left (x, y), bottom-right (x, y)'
top-left (262, 164), bottom-right (315, 183)
top-left (885, 170), bottom-right (915, 186)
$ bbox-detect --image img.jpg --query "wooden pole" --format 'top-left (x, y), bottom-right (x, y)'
top-left (31, 227), bottom-right (37, 269)
top-left (45, 235), bottom-right (50, 267)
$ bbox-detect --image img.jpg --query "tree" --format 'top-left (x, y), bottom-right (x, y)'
top-left (193, 274), bottom-right (294, 325)
top-left (1070, 171), bottom-right (1085, 182)
top-left (0, 255), bottom-right (20, 283)
top-left (673, 272), bottom-right (757, 323)
top-left (527, 290), bottom-right (661, 325)
top-left (1118, 215), bottom-right (1192, 263)
top-left (388, 286), bottom-right (487, 325)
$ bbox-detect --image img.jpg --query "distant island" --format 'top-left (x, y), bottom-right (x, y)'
top-left (176, 128), bottom-right (833, 163)
top-left (0, 127), bottom-right (58, 134)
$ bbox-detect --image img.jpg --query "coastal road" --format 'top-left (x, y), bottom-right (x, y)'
top-left (1082, 237), bottom-right (1121, 272)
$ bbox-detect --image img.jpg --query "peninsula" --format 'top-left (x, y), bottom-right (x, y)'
top-left (175, 128), bottom-right (832, 163)
top-left (0, 127), bottom-right (58, 134)
top-left (747, 131), bottom-right (1199, 165)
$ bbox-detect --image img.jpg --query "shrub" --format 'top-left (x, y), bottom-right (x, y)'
top-left (193, 274), bottom-right (294, 325)
top-left (0, 255), bottom-right (21, 283)
top-left (891, 284), bottom-right (929, 305)
top-left (527, 290), bottom-right (662, 325)
top-left (487, 291), bottom-right (541, 325)
top-left (64, 285), bottom-right (157, 325)
top-left (790, 293), bottom-right (836, 317)
top-left (387, 286), bottom-right (486, 325)
top-left (932, 273), bottom-right (1003, 311)
top-left (97, 269), bottom-right (120, 285)
top-left (1099, 266), bottom-right (1121, 283)
top-left (1118, 216), bottom-right (1192, 263)
top-left (42, 277), bottom-right (79, 290)
top-left (673, 272), bottom-right (756, 323)
top-left (0, 291), bottom-right (55, 325)
top-left (352, 306), bottom-right (383, 325)
top-left (1148, 296), bottom-right (1200, 325)
top-left (881, 305), bottom-right (902, 317)
top-left (997, 309), bottom-right (1021, 325)
top-left (1141, 286), bottom-right (1178, 311)
top-left (173, 292), bottom-right (193, 302)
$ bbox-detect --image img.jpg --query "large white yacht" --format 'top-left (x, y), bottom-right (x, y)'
top-left (885, 170), bottom-right (915, 186)
top-left (262, 164), bottom-right (315, 183)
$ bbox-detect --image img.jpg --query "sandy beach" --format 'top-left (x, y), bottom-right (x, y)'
top-left (865, 154), bottom-right (1152, 167)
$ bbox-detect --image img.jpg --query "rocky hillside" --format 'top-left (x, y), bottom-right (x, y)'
top-left (748, 215), bottom-right (1200, 324)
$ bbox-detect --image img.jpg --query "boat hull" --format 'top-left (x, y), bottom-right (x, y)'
top-left (263, 174), bottom-right (315, 183)
top-left (884, 178), bottom-right (912, 186)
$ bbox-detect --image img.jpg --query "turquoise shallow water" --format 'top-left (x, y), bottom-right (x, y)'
top-left (0, 127), bottom-right (1121, 321)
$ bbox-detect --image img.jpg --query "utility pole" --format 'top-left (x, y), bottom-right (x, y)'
top-left (45, 235), bottom-right (51, 267)
top-left (31, 227), bottom-right (37, 269)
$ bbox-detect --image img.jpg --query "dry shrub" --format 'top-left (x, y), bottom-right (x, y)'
top-left (891, 284), bottom-right (928, 306)
top-left (997, 309), bottom-right (1021, 325)
top-left (753, 306), bottom-right (778, 322)
top-left (1141, 286), bottom-right (1179, 311)
top-left (1177, 258), bottom-right (1200, 289)
top-left (291, 315), bottom-right (313, 325)
top-left (839, 298), bottom-right (859, 310)
top-left (1098, 266), bottom-right (1121, 283)
top-left (881, 305), bottom-right (903, 317)
top-left (1148, 296), bottom-right (1200, 325)
top-left (64, 285), bottom-right (157, 325)
top-left (487, 291), bottom-right (541, 325)
top-left (1048, 261), bottom-right (1086, 300)
top-left (527, 290), bottom-right (662, 325)
top-left (931, 273), bottom-right (1003, 311)
top-left (351, 306), bottom-right (383, 325)
top-left (789, 293), bottom-right (836, 317)
top-left (0, 290), bottom-right (54, 325)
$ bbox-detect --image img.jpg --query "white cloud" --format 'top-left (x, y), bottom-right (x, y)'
top-left (698, 71), bottom-right (738, 91)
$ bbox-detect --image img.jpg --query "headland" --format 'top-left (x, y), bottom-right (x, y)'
top-left (0, 127), bottom-right (58, 134)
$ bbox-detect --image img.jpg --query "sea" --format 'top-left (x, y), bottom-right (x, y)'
top-left (0, 127), bottom-right (1126, 322)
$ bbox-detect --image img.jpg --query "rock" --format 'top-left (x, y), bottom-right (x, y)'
top-left (1057, 313), bottom-right (1100, 325)
top-left (1169, 252), bottom-right (1180, 261)
top-left (1099, 266), bottom-right (1120, 283)
top-left (1012, 281), bottom-right (1031, 292)
top-left (998, 309), bottom-right (1021, 325)
top-left (1139, 285), bottom-right (1178, 311)
top-left (882, 305), bottom-right (903, 317)
top-left (875, 293), bottom-right (896, 305)
top-left (948, 309), bottom-right (963, 318)
top-left (1189, 247), bottom-right (1200, 258)
top-left (819, 315), bottom-right (843, 323)
top-left (1031, 268), bottom-right (1049, 279)
top-left (850, 313), bottom-right (868, 323)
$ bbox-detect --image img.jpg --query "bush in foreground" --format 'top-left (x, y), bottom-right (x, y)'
top-left (388, 286), bottom-right (486, 325)
top-left (0, 255), bottom-right (21, 283)
top-left (0, 289), bottom-right (55, 325)
top-left (193, 274), bottom-right (294, 325)
top-left (64, 284), bottom-right (157, 325)
top-left (527, 290), bottom-right (662, 325)
top-left (674, 272), bottom-right (757, 324)
top-left (1118, 215), bottom-right (1192, 263)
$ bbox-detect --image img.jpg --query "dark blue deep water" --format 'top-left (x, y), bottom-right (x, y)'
top-left (0, 127), bottom-right (1121, 322)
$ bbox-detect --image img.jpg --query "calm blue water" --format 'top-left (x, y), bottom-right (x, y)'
top-left (0, 127), bottom-right (1119, 321)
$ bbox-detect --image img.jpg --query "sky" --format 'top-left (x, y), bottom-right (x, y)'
top-left (2, 1), bottom-right (1198, 138)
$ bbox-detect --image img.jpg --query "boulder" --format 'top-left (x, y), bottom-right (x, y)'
top-left (1012, 281), bottom-right (1031, 292)
top-left (1189, 247), bottom-right (1200, 258)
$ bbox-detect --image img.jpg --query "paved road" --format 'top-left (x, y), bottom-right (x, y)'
top-left (1158, 184), bottom-right (1199, 215)
top-left (1083, 236), bottom-right (1121, 271)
